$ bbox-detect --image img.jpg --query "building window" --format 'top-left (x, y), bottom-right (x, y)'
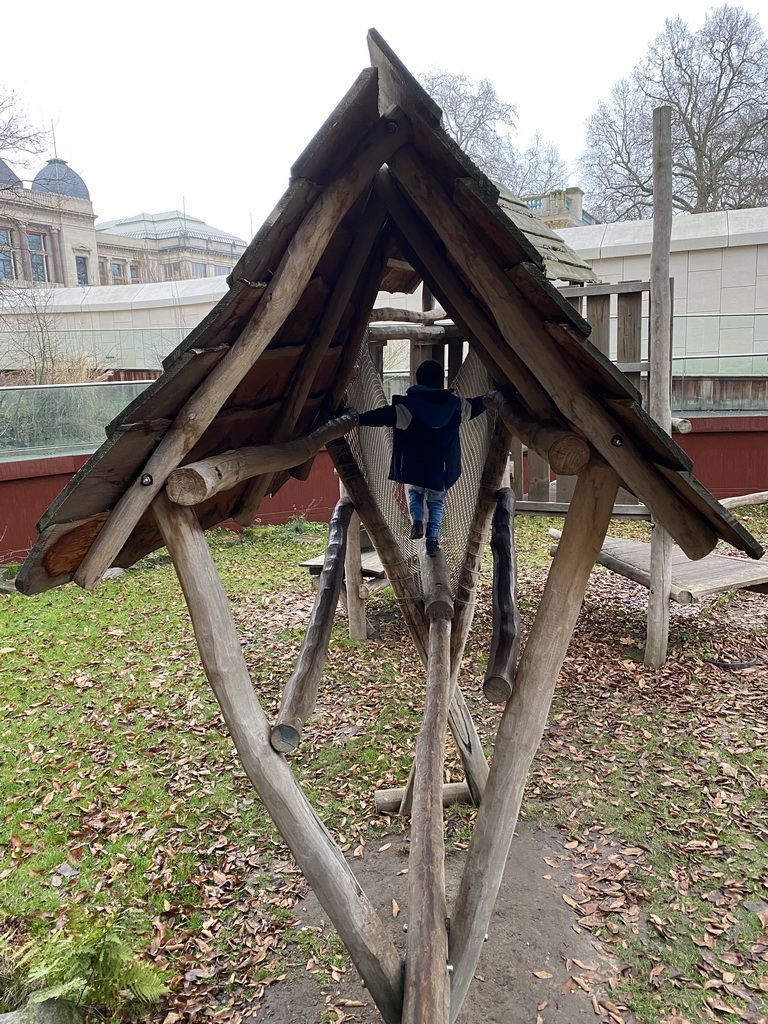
top-left (27, 232), bottom-right (49, 282)
top-left (75, 255), bottom-right (89, 286)
top-left (111, 262), bottom-right (123, 281)
top-left (98, 259), bottom-right (107, 284)
top-left (191, 262), bottom-right (207, 278)
top-left (213, 265), bottom-right (229, 276)
top-left (164, 262), bottom-right (180, 280)
top-left (129, 264), bottom-right (139, 282)
top-left (0, 227), bottom-right (14, 279)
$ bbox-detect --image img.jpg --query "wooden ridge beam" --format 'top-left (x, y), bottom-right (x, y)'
top-left (72, 108), bottom-right (410, 590)
top-left (271, 498), bottom-right (355, 752)
top-left (151, 492), bottom-right (403, 1024)
top-left (165, 413), bottom-right (358, 505)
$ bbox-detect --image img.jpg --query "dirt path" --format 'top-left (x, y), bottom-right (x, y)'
top-left (255, 820), bottom-right (636, 1024)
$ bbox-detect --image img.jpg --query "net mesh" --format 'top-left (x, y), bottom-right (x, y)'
top-left (345, 344), bottom-right (494, 594)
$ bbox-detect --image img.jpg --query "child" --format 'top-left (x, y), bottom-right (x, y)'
top-left (358, 359), bottom-right (486, 555)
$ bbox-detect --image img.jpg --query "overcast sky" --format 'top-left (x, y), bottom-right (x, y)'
top-left (3, 0), bottom-right (762, 243)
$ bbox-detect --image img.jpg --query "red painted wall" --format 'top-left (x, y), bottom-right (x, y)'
top-left (675, 416), bottom-right (768, 500)
top-left (2, 421), bottom-right (766, 564)
top-left (0, 449), bottom-right (341, 564)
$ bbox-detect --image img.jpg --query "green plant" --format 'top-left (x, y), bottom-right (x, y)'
top-left (1, 910), bottom-right (168, 1019)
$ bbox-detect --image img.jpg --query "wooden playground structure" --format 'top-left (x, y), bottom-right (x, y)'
top-left (16, 32), bottom-right (764, 1024)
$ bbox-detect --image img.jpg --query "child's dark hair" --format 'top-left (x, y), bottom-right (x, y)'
top-left (415, 359), bottom-right (445, 389)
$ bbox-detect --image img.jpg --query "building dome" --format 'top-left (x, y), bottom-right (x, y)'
top-left (0, 158), bottom-right (22, 189)
top-left (31, 158), bottom-right (90, 200)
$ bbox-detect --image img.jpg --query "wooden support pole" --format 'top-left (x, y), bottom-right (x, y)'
top-left (484, 391), bottom-right (591, 477)
top-left (271, 498), bottom-right (354, 752)
top-left (150, 492), bottom-right (403, 1024)
top-left (73, 111), bottom-right (409, 590)
top-left (419, 548), bottom-right (454, 621)
top-left (166, 413), bottom-right (358, 505)
top-left (483, 489), bottom-right (520, 704)
top-left (403, 617), bottom-right (452, 1024)
top-left (447, 462), bottom-right (621, 1022)
top-left (346, 510), bottom-right (369, 641)
top-left (369, 306), bottom-right (447, 324)
top-left (646, 105), bottom-right (674, 668)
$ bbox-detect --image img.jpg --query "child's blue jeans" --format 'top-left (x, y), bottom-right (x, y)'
top-left (408, 485), bottom-right (447, 540)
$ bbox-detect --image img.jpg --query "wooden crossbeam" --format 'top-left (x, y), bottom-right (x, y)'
top-left (271, 498), bottom-right (354, 752)
top-left (150, 492), bottom-right (403, 1024)
top-left (72, 109), bottom-right (410, 590)
top-left (165, 413), bottom-right (358, 505)
top-left (484, 390), bottom-right (591, 477)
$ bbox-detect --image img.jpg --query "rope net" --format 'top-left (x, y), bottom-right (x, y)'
top-left (345, 343), bottom-right (495, 593)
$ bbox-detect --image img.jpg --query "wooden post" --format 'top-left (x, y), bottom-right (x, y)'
top-left (447, 462), bottom-right (621, 1022)
top-left (646, 106), bottom-right (674, 668)
top-left (150, 493), bottom-right (403, 1024)
top-left (419, 547), bottom-right (454, 621)
top-left (73, 110), bottom-right (409, 590)
top-left (271, 498), bottom-right (354, 752)
top-left (403, 617), bottom-right (452, 1024)
top-left (483, 489), bottom-right (520, 703)
top-left (346, 509), bottom-right (369, 640)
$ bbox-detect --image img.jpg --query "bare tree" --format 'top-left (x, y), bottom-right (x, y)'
top-left (0, 87), bottom-right (47, 188)
top-left (418, 70), bottom-right (568, 196)
top-left (580, 5), bottom-right (768, 220)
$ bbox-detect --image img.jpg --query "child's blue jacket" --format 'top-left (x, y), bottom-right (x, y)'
top-left (358, 385), bottom-right (486, 492)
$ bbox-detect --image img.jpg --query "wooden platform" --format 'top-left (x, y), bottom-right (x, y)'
top-left (300, 548), bottom-right (386, 578)
top-left (597, 536), bottom-right (768, 603)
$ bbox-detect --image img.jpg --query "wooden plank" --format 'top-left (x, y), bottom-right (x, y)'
top-left (559, 281), bottom-right (651, 298)
top-left (367, 28), bottom-right (442, 122)
top-left (483, 489), bottom-right (520, 704)
top-left (527, 452), bottom-right (550, 502)
top-left (151, 493), bottom-right (403, 1023)
top-left (448, 462), bottom-right (621, 1022)
top-left (72, 111), bottom-right (411, 590)
top-left (515, 500), bottom-right (651, 519)
top-left (271, 499), bottom-right (354, 752)
top-left (585, 294), bottom-right (610, 356)
top-left (301, 548), bottom-right (386, 578)
top-left (403, 617), bottom-right (451, 1024)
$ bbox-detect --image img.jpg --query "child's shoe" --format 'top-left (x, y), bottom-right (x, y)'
top-left (426, 538), bottom-right (440, 556)
top-left (410, 520), bottom-right (424, 540)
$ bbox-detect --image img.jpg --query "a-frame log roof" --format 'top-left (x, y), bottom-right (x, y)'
top-left (17, 30), bottom-right (762, 596)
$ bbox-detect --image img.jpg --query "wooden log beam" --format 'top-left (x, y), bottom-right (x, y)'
top-left (483, 489), bottom-right (520, 704)
top-left (166, 413), bottom-right (358, 506)
top-left (367, 323), bottom-right (461, 343)
top-left (345, 509), bottom-right (369, 640)
top-left (386, 146), bottom-right (718, 561)
top-left (150, 492), bottom-right (403, 1024)
top-left (484, 390), bottom-right (591, 477)
top-left (720, 491), bottom-right (768, 509)
top-left (271, 498), bottom-right (354, 753)
top-left (369, 306), bottom-right (448, 324)
top-left (374, 781), bottom-right (471, 814)
top-left (73, 110), bottom-right (409, 590)
top-left (447, 462), bottom-right (621, 1023)
top-left (419, 547), bottom-right (454, 621)
top-left (234, 190), bottom-right (390, 526)
top-left (403, 617), bottom-right (452, 1024)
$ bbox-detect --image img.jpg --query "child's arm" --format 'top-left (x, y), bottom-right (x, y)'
top-left (461, 396), bottom-right (488, 422)
top-left (358, 405), bottom-right (397, 428)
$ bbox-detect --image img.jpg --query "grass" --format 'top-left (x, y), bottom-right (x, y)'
top-left (1, 510), bottom-right (767, 1023)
